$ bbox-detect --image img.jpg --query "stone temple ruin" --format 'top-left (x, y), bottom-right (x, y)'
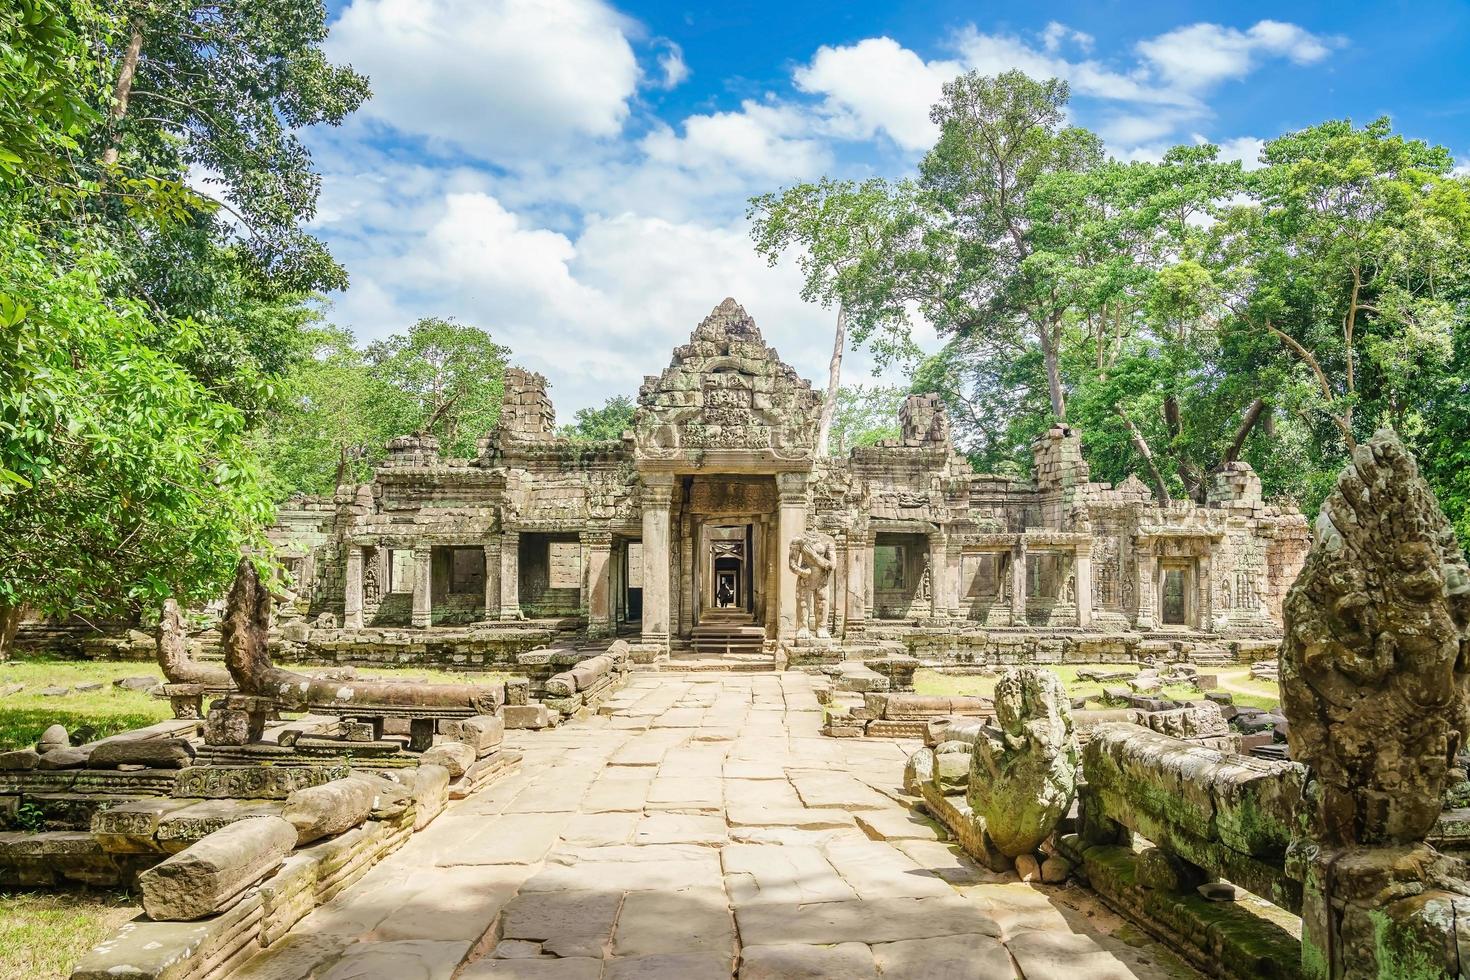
top-left (15, 301), bottom-right (1467, 980)
top-left (266, 298), bottom-right (1309, 672)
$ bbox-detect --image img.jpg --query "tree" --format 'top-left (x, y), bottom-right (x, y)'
top-left (561, 396), bottom-right (635, 443)
top-left (363, 318), bottom-right (511, 458)
top-left (1214, 118), bottom-right (1470, 452)
top-left (0, 212), bottom-right (270, 655)
top-left (92, 0), bottom-right (369, 296)
top-left (827, 385), bottom-right (904, 455)
top-left (912, 70), bottom-right (1104, 420)
top-left (748, 178), bottom-right (911, 455)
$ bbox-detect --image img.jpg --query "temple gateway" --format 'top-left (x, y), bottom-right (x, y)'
top-left (271, 298), bottom-right (1309, 666)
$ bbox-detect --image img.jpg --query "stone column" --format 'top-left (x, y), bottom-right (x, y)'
top-left (844, 530), bottom-right (868, 633)
top-left (1011, 538), bottom-right (1028, 626)
top-left (411, 547), bottom-right (432, 627)
top-left (482, 538), bottom-right (501, 622)
top-left (946, 539), bottom-right (963, 619)
top-left (343, 545), bottom-right (365, 629)
top-left (1074, 545), bottom-right (1093, 629)
top-left (1135, 552), bottom-right (1157, 629)
top-left (1196, 553), bottom-right (1212, 631)
top-left (863, 532), bottom-right (876, 620)
top-left (499, 531), bottom-right (521, 621)
top-left (927, 530), bottom-right (947, 620)
top-left (641, 475), bottom-right (674, 646)
top-left (584, 529), bottom-right (613, 638)
top-left (776, 472), bottom-right (809, 640)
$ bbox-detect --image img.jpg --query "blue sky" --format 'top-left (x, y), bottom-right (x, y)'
top-left (304, 0), bottom-right (1470, 416)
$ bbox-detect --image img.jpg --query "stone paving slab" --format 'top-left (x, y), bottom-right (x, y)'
top-left (229, 672), bottom-right (1197, 980)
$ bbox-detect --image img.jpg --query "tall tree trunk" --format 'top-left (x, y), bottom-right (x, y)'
top-left (0, 602), bottom-right (24, 662)
top-left (815, 303), bottom-right (846, 456)
top-left (1043, 322), bottom-right (1066, 420)
top-left (1223, 398), bottom-right (1267, 463)
top-left (102, 22), bottom-right (144, 166)
top-left (1114, 405), bottom-right (1171, 504)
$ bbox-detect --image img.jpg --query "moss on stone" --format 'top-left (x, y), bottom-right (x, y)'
top-left (1368, 908), bottom-right (1448, 980)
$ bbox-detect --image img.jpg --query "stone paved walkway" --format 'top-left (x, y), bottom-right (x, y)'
top-left (235, 673), bottom-right (1196, 979)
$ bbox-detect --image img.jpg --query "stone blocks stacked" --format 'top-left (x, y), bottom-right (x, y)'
top-left (500, 368), bottom-right (556, 439)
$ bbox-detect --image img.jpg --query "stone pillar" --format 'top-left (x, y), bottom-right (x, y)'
top-left (584, 529), bottom-right (613, 638)
top-left (641, 475), bottom-right (674, 646)
top-left (482, 539), bottom-right (501, 622)
top-left (411, 547), bottom-right (432, 627)
top-left (1136, 552), bottom-right (1157, 629)
top-left (927, 531), bottom-right (947, 620)
top-left (844, 531), bottom-right (868, 632)
top-left (1196, 553), bottom-right (1212, 631)
top-left (1074, 545), bottom-right (1093, 629)
top-left (946, 539), bottom-right (963, 619)
top-left (1011, 538), bottom-right (1028, 626)
top-left (863, 532), bottom-right (876, 620)
top-left (499, 532), bottom-right (521, 621)
top-left (343, 545), bottom-right (364, 629)
top-left (776, 472), bottom-right (809, 640)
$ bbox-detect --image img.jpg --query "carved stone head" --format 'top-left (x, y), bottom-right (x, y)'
top-left (1281, 430), bottom-right (1470, 845)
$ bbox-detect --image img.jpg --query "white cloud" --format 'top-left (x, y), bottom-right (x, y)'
top-left (652, 39), bottom-right (689, 89)
top-left (326, 0), bottom-right (639, 159)
top-left (1453, 157), bottom-right (1470, 178)
top-left (1136, 21), bottom-right (1340, 94)
top-left (640, 100), bottom-right (830, 181)
top-left (1212, 135), bottom-right (1267, 170)
top-left (794, 37), bottom-right (962, 151)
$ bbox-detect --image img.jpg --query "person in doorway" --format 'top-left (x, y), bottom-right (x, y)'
top-left (717, 578), bottom-right (735, 608)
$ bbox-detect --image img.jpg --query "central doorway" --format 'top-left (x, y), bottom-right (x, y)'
top-left (704, 524), bottom-right (753, 616)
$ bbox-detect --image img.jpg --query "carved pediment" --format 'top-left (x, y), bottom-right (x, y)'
top-left (633, 298), bottom-right (820, 463)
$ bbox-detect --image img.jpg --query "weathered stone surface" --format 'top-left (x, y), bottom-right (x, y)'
top-left (734, 895), bottom-right (1002, 946)
top-left (36, 723), bottom-right (69, 753)
top-left (90, 738), bottom-right (195, 770)
top-left (422, 741), bottom-right (476, 779)
top-left (498, 889), bottom-right (621, 958)
top-left (739, 943), bottom-right (877, 979)
top-left (872, 934), bottom-right (1015, 979)
top-left (447, 714), bottom-right (505, 755)
top-left (156, 799), bottom-right (283, 850)
top-left (139, 815), bottom-right (295, 920)
top-left (93, 798), bottom-right (201, 853)
top-left (967, 667), bottom-right (1078, 860)
top-left (0, 748), bottom-right (40, 770)
top-left (37, 746), bottom-right (90, 769)
top-left (1282, 430), bottom-right (1470, 846)
top-left (282, 777), bottom-right (375, 845)
top-left (174, 765), bottom-right (335, 800)
top-left (612, 886), bottom-right (734, 956)
top-left (503, 705), bottom-right (552, 730)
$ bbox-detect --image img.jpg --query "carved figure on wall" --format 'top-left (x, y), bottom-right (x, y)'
top-left (363, 558), bottom-right (380, 605)
top-left (788, 529), bottom-right (836, 639)
top-left (1281, 430), bottom-right (1470, 846)
top-left (968, 667), bottom-right (1079, 866)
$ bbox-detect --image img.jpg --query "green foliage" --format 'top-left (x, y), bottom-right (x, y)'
top-left (828, 385), bottom-right (904, 455)
top-left (0, 0), bottom-right (105, 186)
top-left (0, 214), bottom-right (272, 618)
top-left (561, 395), bottom-right (634, 443)
top-left (256, 317), bottom-right (512, 497)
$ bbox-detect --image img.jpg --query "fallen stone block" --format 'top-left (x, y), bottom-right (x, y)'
top-left (36, 724), bottom-right (70, 753)
top-left (282, 778), bottom-right (375, 845)
top-left (504, 704), bottom-right (552, 729)
top-left (446, 714), bottom-right (504, 755)
top-left (139, 815), bottom-right (295, 921)
top-left (90, 739), bottom-right (195, 771)
top-left (93, 798), bottom-right (202, 854)
top-left (0, 748), bottom-right (41, 770)
top-left (37, 747), bottom-right (90, 770)
top-left (421, 741), bottom-right (475, 779)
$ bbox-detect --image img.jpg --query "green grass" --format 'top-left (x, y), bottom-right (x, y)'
top-left (913, 663), bottom-right (1280, 712)
top-left (0, 658), bottom-right (171, 750)
top-left (0, 890), bottom-right (139, 980)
